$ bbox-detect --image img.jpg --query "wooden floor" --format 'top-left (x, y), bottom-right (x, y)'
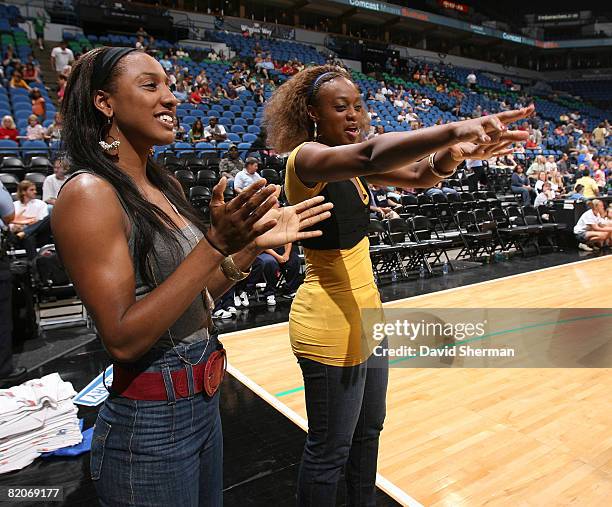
top-left (222, 256), bottom-right (612, 507)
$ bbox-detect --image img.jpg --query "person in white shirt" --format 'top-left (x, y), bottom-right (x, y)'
top-left (534, 182), bottom-right (554, 207)
top-left (466, 72), bottom-right (477, 89)
top-left (9, 180), bottom-right (51, 258)
top-left (42, 158), bottom-right (67, 205)
top-left (573, 199), bottom-right (612, 251)
top-left (233, 157), bottom-right (263, 193)
top-left (534, 171), bottom-right (547, 193)
top-left (50, 41), bottom-right (74, 75)
top-left (203, 116), bottom-right (227, 143)
top-left (545, 155), bottom-right (557, 172)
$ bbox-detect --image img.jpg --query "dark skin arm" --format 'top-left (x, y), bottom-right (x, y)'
top-left (296, 107), bottom-right (533, 187)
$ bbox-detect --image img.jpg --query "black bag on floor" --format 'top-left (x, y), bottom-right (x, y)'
top-left (34, 245), bottom-right (70, 287)
top-left (10, 260), bottom-right (38, 342)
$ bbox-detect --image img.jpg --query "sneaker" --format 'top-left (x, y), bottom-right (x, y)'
top-left (266, 295), bottom-right (276, 306)
top-left (239, 291), bottom-right (250, 307)
top-left (226, 306), bottom-right (237, 315)
top-left (213, 309), bottom-right (233, 319)
top-left (233, 294), bottom-right (242, 308)
top-left (578, 243), bottom-right (593, 252)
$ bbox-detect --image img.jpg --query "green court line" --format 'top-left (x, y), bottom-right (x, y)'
top-left (275, 386), bottom-right (305, 397)
top-left (275, 311), bottom-right (612, 397)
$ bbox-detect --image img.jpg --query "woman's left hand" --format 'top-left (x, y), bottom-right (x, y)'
top-left (448, 129), bottom-right (529, 162)
top-left (253, 195), bottom-right (333, 250)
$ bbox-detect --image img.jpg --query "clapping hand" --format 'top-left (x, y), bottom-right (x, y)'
top-left (208, 178), bottom-right (332, 254)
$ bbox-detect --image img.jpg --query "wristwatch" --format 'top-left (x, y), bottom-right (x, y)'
top-left (220, 255), bottom-right (251, 281)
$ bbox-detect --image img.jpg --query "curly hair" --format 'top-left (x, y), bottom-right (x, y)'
top-left (264, 65), bottom-right (369, 153)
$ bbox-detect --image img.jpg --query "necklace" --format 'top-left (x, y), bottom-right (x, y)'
top-left (148, 191), bottom-right (212, 366)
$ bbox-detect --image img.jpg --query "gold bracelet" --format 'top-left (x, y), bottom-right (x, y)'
top-left (220, 255), bottom-right (251, 282)
top-left (428, 152), bottom-right (456, 179)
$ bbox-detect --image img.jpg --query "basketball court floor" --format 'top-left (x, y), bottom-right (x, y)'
top-left (223, 255), bottom-right (612, 506)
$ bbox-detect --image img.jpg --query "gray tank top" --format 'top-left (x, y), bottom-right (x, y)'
top-left (62, 171), bottom-right (212, 351)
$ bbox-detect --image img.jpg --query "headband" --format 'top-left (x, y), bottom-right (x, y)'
top-left (92, 47), bottom-right (139, 91)
top-left (308, 71), bottom-right (339, 103)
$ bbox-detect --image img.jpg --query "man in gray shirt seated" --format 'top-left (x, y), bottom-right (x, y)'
top-left (218, 144), bottom-right (245, 181)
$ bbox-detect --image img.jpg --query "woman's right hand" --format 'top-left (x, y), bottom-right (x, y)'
top-left (206, 177), bottom-right (278, 255)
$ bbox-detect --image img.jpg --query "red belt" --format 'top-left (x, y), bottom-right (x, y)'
top-left (111, 349), bottom-right (226, 401)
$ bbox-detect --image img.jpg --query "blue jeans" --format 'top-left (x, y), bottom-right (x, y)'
top-left (297, 347), bottom-right (388, 506)
top-left (91, 337), bottom-right (223, 506)
top-left (511, 185), bottom-right (531, 206)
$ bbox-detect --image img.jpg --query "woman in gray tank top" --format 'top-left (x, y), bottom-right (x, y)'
top-left (52, 47), bottom-right (332, 507)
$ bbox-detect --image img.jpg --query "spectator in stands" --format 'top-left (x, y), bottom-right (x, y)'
top-left (188, 85), bottom-right (204, 105)
top-left (525, 135), bottom-right (538, 149)
top-left (54, 47), bottom-right (331, 506)
top-left (2, 45), bottom-right (19, 67)
top-left (234, 157), bottom-right (263, 193)
top-left (212, 84), bottom-right (227, 101)
top-left (466, 71), bottom-right (477, 90)
top-left (574, 168), bottom-right (599, 199)
top-left (46, 112), bottom-right (63, 142)
top-left (511, 165), bottom-right (532, 205)
top-left (426, 181), bottom-right (459, 197)
top-left (219, 144), bottom-right (244, 181)
top-left (496, 153), bottom-right (516, 169)
top-left (34, 10), bottom-right (46, 51)
top-left (374, 88), bottom-right (386, 102)
top-left (545, 155), bottom-right (557, 172)
top-left (0, 116), bottom-right (18, 142)
top-left (534, 181), bottom-right (554, 207)
top-left (573, 199), bottom-right (612, 251)
top-left (9, 180), bottom-right (51, 258)
top-left (172, 81), bottom-right (188, 102)
top-left (526, 155), bottom-right (546, 177)
top-left (466, 158), bottom-right (489, 191)
top-left (43, 158), bottom-right (67, 206)
top-left (549, 168), bottom-right (565, 196)
top-left (24, 114), bottom-right (46, 141)
top-left (557, 152), bottom-right (570, 173)
top-left (594, 164), bottom-right (606, 190)
top-left (50, 40), bottom-right (74, 76)
top-left (9, 70), bottom-right (31, 91)
top-left (568, 184), bottom-right (584, 200)
top-left (57, 74), bottom-right (67, 103)
top-left (204, 116), bottom-right (227, 143)
top-left (369, 184), bottom-right (401, 219)
top-left (188, 118), bottom-right (206, 143)
top-left (31, 88), bottom-right (46, 121)
top-left (258, 240), bottom-right (301, 306)
top-left (23, 63), bottom-right (41, 84)
top-left (534, 171), bottom-right (547, 193)
top-left (592, 123), bottom-right (607, 148)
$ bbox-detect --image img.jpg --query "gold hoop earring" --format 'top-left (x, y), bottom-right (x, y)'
top-left (313, 121), bottom-right (318, 141)
top-left (99, 116), bottom-right (120, 153)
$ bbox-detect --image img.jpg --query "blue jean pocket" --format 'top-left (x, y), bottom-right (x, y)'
top-left (90, 418), bottom-right (112, 481)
